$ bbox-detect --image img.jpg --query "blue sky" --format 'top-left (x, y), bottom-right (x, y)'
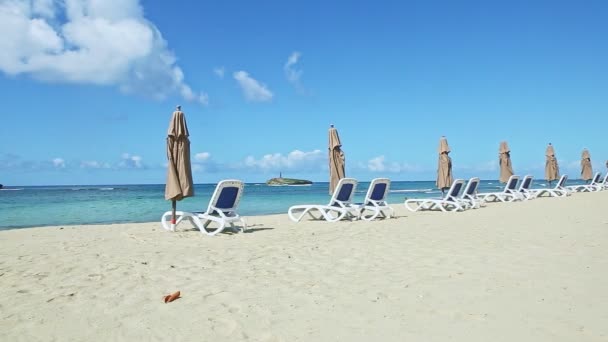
top-left (1, 0), bottom-right (607, 186)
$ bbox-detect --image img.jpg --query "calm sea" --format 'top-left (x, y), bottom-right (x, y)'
top-left (0, 179), bottom-right (586, 230)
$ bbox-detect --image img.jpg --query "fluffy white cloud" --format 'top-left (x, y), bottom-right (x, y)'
top-left (52, 157), bottom-right (65, 168)
top-left (284, 51), bottom-right (302, 85)
top-left (213, 66), bottom-right (225, 79)
top-left (0, 0), bottom-right (208, 105)
top-left (367, 156), bottom-right (386, 172)
top-left (119, 153), bottom-right (143, 168)
top-left (243, 150), bottom-right (324, 171)
top-left (233, 71), bottom-right (273, 102)
top-left (32, 0), bottom-right (55, 18)
top-left (362, 156), bottom-right (423, 173)
top-left (194, 152), bottom-right (210, 161)
top-left (80, 160), bottom-right (111, 169)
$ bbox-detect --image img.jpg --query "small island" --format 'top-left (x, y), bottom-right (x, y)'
top-left (266, 177), bottom-right (313, 186)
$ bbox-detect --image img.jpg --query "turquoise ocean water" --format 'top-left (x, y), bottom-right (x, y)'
top-left (0, 179), bottom-right (586, 230)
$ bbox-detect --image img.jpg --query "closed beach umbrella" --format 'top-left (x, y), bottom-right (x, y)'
top-left (328, 124), bottom-right (345, 195)
top-left (436, 136), bottom-right (453, 194)
top-left (165, 106), bottom-right (194, 230)
top-left (499, 141), bottom-right (514, 183)
top-left (544, 143), bottom-right (559, 185)
top-left (581, 148), bottom-right (593, 182)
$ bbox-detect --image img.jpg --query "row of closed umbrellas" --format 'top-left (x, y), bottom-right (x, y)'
top-left (330, 130), bottom-right (599, 195)
top-left (162, 107), bottom-right (601, 220)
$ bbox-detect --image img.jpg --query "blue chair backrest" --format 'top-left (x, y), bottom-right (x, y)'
top-left (369, 183), bottom-right (387, 201)
top-left (557, 175), bottom-right (567, 188)
top-left (592, 173), bottom-right (601, 184)
top-left (520, 177), bottom-right (533, 190)
top-left (336, 183), bottom-right (354, 202)
top-left (507, 177), bottom-right (519, 190)
top-left (465, 179), bottom-right (479, 195)
top-left (447, 181), bottom-right (463, 200)
top-left (215, 186), bottom-right (240, 209)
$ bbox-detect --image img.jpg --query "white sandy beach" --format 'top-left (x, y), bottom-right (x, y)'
top-left (1, 191), bottom-right (607, 341)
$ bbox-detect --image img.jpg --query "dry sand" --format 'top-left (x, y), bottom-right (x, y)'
top-left (1, 191), bottom-right (607, 341)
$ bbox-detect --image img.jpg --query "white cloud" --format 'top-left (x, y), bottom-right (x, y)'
top-left (194, 152), bottom-right (211, 161)
top-left (32, 0), bottom-right (55, 18)
top-left (119, 153), bottom-right (143, 168)
top-left (52, 157), bottom-right (65, 168)
top-left (367, 156), bottom-right (385, 172)
top-left (243, 149), bottom-right (324, 171)
top-left (213, 66), bottom-right (225, 79)
top-left (0, 0), bottom-right (208, 105)
top-left (361, 156), bottom-right (424, 173)
top-left (80, 160), bottom-right (110, 169)
top-left (284, 51), bottom-right (302, 85)
top-left (233, 70), bottom-right (273, 102)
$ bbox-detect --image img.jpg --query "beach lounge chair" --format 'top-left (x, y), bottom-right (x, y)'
top-left (588, 173), bottom-right (608, 191)
top-left (530, 175), bottom-right (570, 198)
top-left (358, 178), bottom-right (395, 220)
top-left (567, 172), bottom-right (604, 192)
top-left (517, 175), bottom-right (536, 200)
top-left (288, 178), bottom-right (361, 222)
top-left (404, 179), bottom-right (466, 212)
top-left (459, 177), bottom-right (483, 209)
top-left (161, 179), bottom-right (247, 236)
top-left (477, 175), bottom-right (521, 202)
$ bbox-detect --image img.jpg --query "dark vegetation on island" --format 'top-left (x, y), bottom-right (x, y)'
top-left (266, 178), bottom-right (313, 185)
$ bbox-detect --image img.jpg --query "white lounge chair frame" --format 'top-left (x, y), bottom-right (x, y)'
top-left (477, 175), bottom-right (521, 202)
top-left (161, 179), bottom-right (247, 236)
top-left (358, 178), bottom-right (395, 220)
top-left (530, 175), bottom-right (570, 198)
top-left (458, 177), bottom-right (483, 209)
top-left (567, 172), bottom-right (604, 192)
top-left (517, 175), bottom-right (535, 200)
top-left (405, 179), bottom-right (467, 212)
top-left (288, 178), bottom-right (361, 222)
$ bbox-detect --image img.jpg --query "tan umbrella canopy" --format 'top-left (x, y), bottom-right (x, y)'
top-left (436, 136), bottom-right (453, 194)
top-left (581, 148), bottom-right (593, 181)
top-left (499, 141), bottom-right (514, 183)
top-left (544, 143), bottom-right (559, 184)
top-left (165, 106), bottom-right (194, 230)
top-left (328, 124), bottom-right (345, 195)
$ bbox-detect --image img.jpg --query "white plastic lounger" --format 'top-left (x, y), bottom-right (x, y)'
top-left (288, 178), bottom-right (360, 222)
top-left (477, 175), bottom-right (521, 202)
top-left (358, 178), bottom-right (395, 221)
top-left (591, 173), bottom-right (607, 191)
top-left (567, 172), bottom-right (604, 192)
top-left (405, 179), bottom-right (467, 212)
top-left (517, 175), bottom-right (536, 200)
top-left (458, 177), bottom-right (482, 209)
top-left (161, 179), bottom-right (247, 236)
top-left (530, 175), bottom-right (570, 198)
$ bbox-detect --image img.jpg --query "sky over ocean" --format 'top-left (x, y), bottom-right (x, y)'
top-left (1, 0), bottom-right (607, 186)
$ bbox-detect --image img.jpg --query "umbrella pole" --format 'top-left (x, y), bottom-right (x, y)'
top-left (171, 200), bottom-right (176, 231)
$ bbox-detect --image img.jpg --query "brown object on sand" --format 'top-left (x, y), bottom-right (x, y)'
top-left (164, 291), bottom-right (181, 303)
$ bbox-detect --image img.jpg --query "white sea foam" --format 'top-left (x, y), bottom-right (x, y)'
top-left (391, 189), bottom-right (433, 193)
